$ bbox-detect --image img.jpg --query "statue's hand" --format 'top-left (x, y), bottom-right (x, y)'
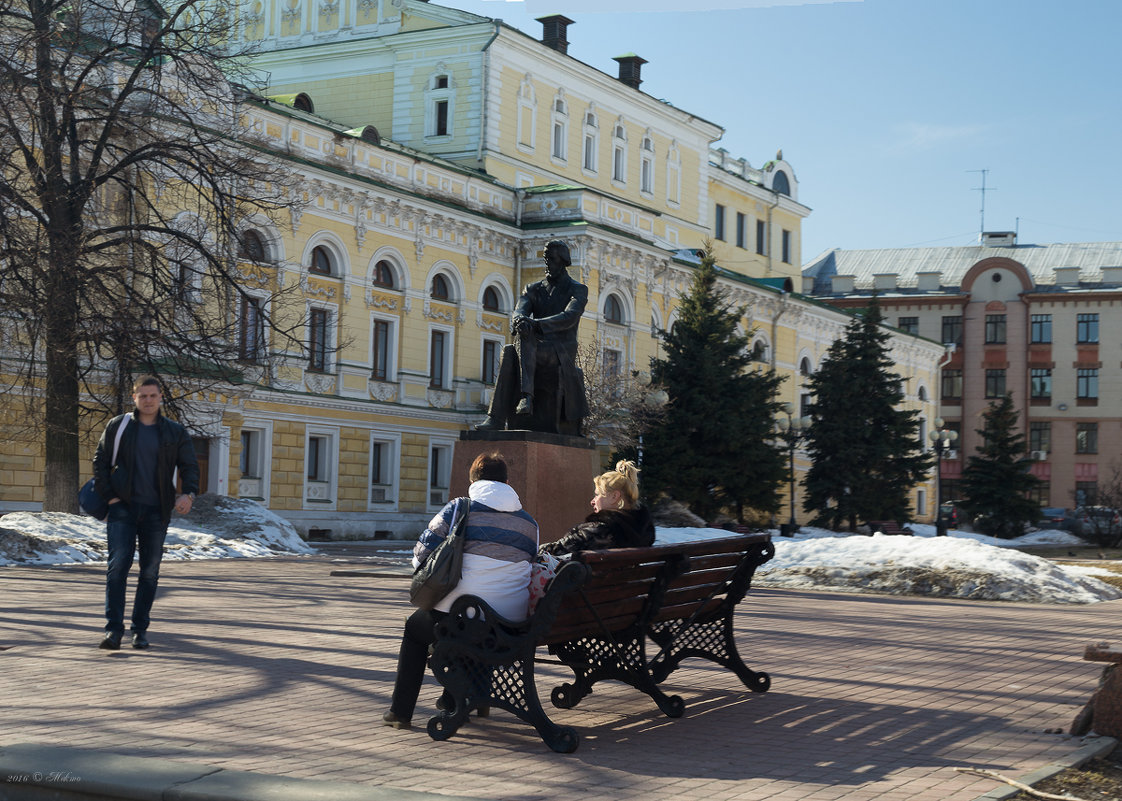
top-left (513, 316), bottom-right (534, 336)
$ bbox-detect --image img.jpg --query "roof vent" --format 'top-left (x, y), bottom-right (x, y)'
top-left (613, 53), bottom-right (647, 89)
top-left (981, 231), bottom-right (1016, 247)
top-left (1054, 267), bottom-right (1081, 286)
top-left (831, 275), bottom-right (855, 294)
top-left (537, 14), bottom-right (574, 54)
top-left (873, 273), bottom-right (898, 291)
top-left (916, 271), bottom-right (942, 291)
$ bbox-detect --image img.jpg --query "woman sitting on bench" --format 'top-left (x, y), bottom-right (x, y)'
top-left (540, 460), bottom-right (655, 556)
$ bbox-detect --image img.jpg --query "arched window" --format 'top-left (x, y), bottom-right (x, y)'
top-left (750, 340), bottom-right (768, 362)
top-left (918, 386), bottom-right (928, 402)
top-left (772, 170), bottom-right (791, 196)
top-left (309, 245), bottom-right (332, 275)
top-left (239, 230), bottom-right (266, 262)
top-left (373, 260), bottom-right (395, 289)
top-left (293, 93), bottom-right (314, 113)
top-left (604, 294), bottom-right (624, 324)
top-left (430, 274), bottom-right (450, 300)
top-left (799, 357), bottom-right (812, 376)
top-left (482, 286), bottom-right (501, 312)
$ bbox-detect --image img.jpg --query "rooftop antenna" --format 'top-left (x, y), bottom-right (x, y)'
top-left (968, 169), bottom-right (995, 242)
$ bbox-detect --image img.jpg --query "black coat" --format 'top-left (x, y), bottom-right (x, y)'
top-left (539, 505), bottom-right (655, 556)
top-left (92, 412), bottom-right (200, 526)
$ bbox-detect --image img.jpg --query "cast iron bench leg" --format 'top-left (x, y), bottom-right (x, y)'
top-left (648, 615), bottom-right (771, 693)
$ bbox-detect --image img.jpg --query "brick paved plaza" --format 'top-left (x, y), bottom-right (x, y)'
top-left (0, 553), bottom-right (1117, 801)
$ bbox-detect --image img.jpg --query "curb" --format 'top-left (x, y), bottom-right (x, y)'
top-left (969, 735), bottom-right (1118, 801)
top-left (0, 743), bottom-right (488, 801)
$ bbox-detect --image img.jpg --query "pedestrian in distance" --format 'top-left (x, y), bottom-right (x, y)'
top-left (91, 375), bottom-right (200, 650)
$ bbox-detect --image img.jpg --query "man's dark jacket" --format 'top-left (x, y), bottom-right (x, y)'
top-left (516, 271), bottom-right (590, 421)
top-left (92, 412), bottom-right (200, 526)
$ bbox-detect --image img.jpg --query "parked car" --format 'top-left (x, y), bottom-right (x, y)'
top-left (1073, 506), bottom-right (1122, 546)
top-left (938, 501), bottom-right (962, 529)
top-left (1037, 507), bottom-right (1078, 532)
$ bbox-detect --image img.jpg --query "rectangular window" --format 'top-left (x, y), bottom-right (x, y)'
top-left (583, 135), bottom-right (596, 171)
top-left (552, 122), bottom-right (565, 159)
top-left (369, 436), bottom-right (397, 505)
top-left (984, 368), bottom-right (1006, 398)
top-left (942, 479), bottom-right (962, 502)
top-left (640, 157), bottom-right (653, 193)
top-left (714, 204), bottom-right (726, 241)
top-left (1030, 480), bottom-right (1050, 505)
top-left (984, 314), bottom-right (1006, 344)
top-left (239, 430), bottom-right (261, 478)
top-left (603, 348), bottom-right (622, 378)
top-left (1030, 313), bottom-right (1052, 344)
top-left (307, 435), bottom-right (327, 481)
top-left (735, 213), bottom-right (746, 248)
top-left (435, 100), bottom-right (449, 136)
top-left (372, 319), bottom-right (390, 381)
top-left (781, 229), bottom-right (791, 264)
top-left (308, 308), bottom-right (328, 372)
top-left (430, 443), bottom-right (451, 506)
top-left (1029, 421), bottom-right (1051, 453)
top-left (612, 146), bottom-right (625, 181)
top-left (240, 296), bottom-right (264, 363)
top-left (1030, 368), bottom-right (1052, 399)
top-left (1077, 367), bottom-right (1099, 399)
top-left (482, 339), bottom-right (499, 385)
top-left (1077, 313), bottom-right (1099, 343)
top-left (430, 330), bottom-right (447, 388)
top-left (941, 315), bottom-right (963, 346)
top-left (897, 316), bottom-right (919, 335)
top-left (756, 220), bottom-right (766, 255)
top-left (1076, 422), bottom-right (1098, 454)
top-left (1075, 481), bottom-right (1098, 506)
top-left (941, 368), bottom-right (962, 400)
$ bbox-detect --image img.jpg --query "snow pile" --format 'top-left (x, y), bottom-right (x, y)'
top-left (0, 495), bottom-right (313, 566)
top-left (656, 525), bottom-right (1122, 605)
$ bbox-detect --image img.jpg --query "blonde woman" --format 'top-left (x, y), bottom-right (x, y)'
top-left (539, 460), bottom-right (654, 556)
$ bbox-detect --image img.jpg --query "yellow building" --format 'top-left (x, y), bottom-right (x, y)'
top-left (0, 2), bottom-right (944, 534)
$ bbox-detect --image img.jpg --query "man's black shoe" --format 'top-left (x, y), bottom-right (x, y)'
top-left (99, 632), bottom-right (122, 650)
top-left (132, 632), bottom-right (150, 650)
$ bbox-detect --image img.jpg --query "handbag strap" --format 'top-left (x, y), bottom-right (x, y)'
top-left (110, 414), bottom-right (132, 467)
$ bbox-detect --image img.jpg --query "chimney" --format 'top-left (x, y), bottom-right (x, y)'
top-left (537, 14), bottom-right (574, 54)
top-left (613, 53), bottom-right (647, 89)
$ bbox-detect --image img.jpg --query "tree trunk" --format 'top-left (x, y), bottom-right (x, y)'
top-left (43, 260), bottom-right (81, 513)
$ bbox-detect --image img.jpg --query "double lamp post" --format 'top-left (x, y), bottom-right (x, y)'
top-left (774, 402), bottom-right (811, 537)
top-left (928, 418), bottom-right (958, 537)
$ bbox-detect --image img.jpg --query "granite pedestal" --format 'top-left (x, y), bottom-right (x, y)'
top-left (452, 430), bottom-right (601, 545)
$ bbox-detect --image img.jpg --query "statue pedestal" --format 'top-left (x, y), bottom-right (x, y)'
top-left (452, 431), bottom-right (600, 546)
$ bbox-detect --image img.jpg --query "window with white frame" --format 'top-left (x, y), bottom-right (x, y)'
top-left (425, 73), bottom-right (455, 138)
top-left (429, 442), bottom-right (453, 507)
top-left (308, 307), bottom-right (332, 372)
top-left (482, 337), bottom-right (501, 385)
top-left (550, 94), bottom-right (568, 161)
top-left (612, 121), bottom-right (627, 183)
top-left (582, 107), bottom-right (598, 173)
top-left (639, 133), bottom-right (654, 195)
top-left (371, 315), bottom-right (395, 381)
top-left (602, 348), bottom-right (622, 378)
top-left (238, 427), bottom-right (267, 499)
top-left (305, 428), bottom-right (337, 504)
top-left (239, 295), bottom-right (265, 363)
top-left (429, 327), bottom-right (453, 388)
top-left (369, 435), bottom-right (398, 505)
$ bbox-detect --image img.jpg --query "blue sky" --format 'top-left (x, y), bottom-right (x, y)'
top-left (443, 0), bottom-right (1122, 261)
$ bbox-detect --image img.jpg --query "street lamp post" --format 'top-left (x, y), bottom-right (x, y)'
top-left (775, 402), bottom-right (811, 537)
top-left (928, 418), bottom-right (959, 537)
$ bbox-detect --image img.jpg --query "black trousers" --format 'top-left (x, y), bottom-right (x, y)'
top-left (389, 608), bottom-right (445, 720)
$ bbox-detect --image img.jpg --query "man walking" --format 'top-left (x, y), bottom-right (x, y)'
top-left (91, 376), bottom-right (199, 650)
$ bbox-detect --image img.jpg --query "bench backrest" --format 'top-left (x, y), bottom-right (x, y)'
top-left (537, 534), bottom-right (773, 645)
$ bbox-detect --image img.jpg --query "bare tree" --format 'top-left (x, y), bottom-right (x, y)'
top-left (575, 341), bottom-right (668, 457)
top-left (0, 0), bottom-right (307, 510)
top-left (1071, 461), bottom-right (1122, 549)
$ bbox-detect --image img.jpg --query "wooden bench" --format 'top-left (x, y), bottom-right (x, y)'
top-left (426, 534), bottom-right (774, 752)
top-left (866, 520), bottom-right (913, 536)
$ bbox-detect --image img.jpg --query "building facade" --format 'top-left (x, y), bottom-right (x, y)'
top-left (804, 234), bottom-right (1122, 510)
top-left (0, 1), bottom-right (942, 535)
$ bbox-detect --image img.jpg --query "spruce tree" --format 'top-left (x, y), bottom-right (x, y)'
top-left (803, 298), bottom-right (932, 530)
top-left (642, 248), bottom-right (785, 521)
top-left (960, 394), bottom-right (1042, 539)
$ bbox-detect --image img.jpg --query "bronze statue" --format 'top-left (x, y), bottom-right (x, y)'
top-left (476, 240), bottom-right (589, 435)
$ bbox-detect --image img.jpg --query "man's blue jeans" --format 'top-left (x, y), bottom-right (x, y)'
top-left (104, 502), bottom-right (167, 636)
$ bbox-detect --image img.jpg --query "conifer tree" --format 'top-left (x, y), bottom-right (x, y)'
top-left (643, 248), bottom-right (785, 521)
top-left (803, 298), bottom-right (931, 530)
top-left (959, 393), bottom-right (1041, 539)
